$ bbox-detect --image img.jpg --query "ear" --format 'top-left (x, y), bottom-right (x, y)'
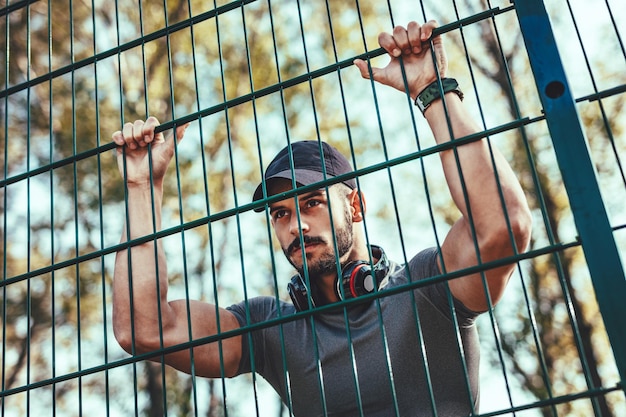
top-left (349, 189), bottom-right (366, 222)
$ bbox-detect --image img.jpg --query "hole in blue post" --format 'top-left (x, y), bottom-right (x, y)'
top-left (545, 81), bottom-right (565, 99)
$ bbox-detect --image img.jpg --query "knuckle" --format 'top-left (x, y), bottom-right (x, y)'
top-left (392, 25), bottom-right (406, 34)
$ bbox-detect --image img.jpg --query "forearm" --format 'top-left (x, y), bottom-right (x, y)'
top-left (112, 182), bottom-right (243, 376)
top-left (113, 182), bottom-right (172, 351)
top-left (424, 94), bottom-right (529, 243)
top-left (424, 92), bottom-right (531, 311)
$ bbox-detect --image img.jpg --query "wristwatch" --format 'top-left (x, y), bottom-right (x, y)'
top-left (414, 78), bottom-right (464, 114)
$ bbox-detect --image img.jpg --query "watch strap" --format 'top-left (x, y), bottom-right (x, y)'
top-left (414, 78), bottom-right (464, 114)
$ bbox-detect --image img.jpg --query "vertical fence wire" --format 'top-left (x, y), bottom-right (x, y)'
top-left (24, 1), bottom-right (31, 413)
top-left (464, 11), bottom-right (525, 412)
top-left (483, 7), bottom-right (562, 414)
top-left (1, 0), bottom-right (7, 407)
top-left (45, 0), bottom-right (57, 413)
top-left (177, 2), bottom-right (202, 414)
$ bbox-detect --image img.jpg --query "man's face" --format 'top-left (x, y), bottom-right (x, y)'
top-left (268, 180), bottom-right (354, 279)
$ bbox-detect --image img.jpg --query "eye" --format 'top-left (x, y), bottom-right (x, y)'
top-left (272, 209), bottom-right (288, 221)
top-left (304, 199), bottom-right (321, 209)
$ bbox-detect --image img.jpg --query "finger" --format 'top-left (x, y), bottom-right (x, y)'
top-left (353, 59), bottom-right (372, 80)
top-left (173, 122), bottom-right (190, 144)
top-left (112, 130), bottom-right (126, 161)
top-left (392, 25), bottom-right (411, 55)
top-left (132, 119), bottom-right (147, 148)
top-left (142, 116), bottom-right (161, 145)
top-left (163, 121), bottom-right (190, 148)
top-left (421, 20), bottom-right (439, 42)
top-left (407, 21), bottom-right (423, 54)
top-left (353, 59), bottom-right (386, 84)
top-left (378, 31), bottom-right (401, 58)
top-left (112, 130), bottom-right (125, 147)
top-left (122, 122), bottom-right (138, 150)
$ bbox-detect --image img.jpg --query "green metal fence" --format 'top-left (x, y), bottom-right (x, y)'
top-left (1, 0), bottom-right (625, 416)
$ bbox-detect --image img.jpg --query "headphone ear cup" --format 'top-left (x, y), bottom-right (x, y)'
top-left (288, 275), bottom-right (313, 312)
top-left (337, 261), bottom-right (376, 300)
top-left (351, 263), bottom-right (377, 296)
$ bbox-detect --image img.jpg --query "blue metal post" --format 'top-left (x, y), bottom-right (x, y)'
top-left (515, 0), bottom-right (626, 388)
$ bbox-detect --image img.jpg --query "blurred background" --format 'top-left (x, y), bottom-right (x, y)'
top-left (1, 0), bottom-right (625, 416)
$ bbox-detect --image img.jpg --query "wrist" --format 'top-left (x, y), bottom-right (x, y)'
top-left (422, 92), bottom-right (464, 120)
top-left (126, 179), bottom-right (164, 190)
top-left (125, 181), bottom-right (165, 204)
top-left (414, 78), bottom-right (464, 115)
top-left (410, 78), bottom-right (438, 100)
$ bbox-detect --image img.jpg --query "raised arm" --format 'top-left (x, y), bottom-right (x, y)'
top-left (355, 21), bottom-right (532, 312)
top-left (111, 117), bottom-right (242, 377)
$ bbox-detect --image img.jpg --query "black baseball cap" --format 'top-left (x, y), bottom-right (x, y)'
top-left (252, 141), bottom-right (357, 212)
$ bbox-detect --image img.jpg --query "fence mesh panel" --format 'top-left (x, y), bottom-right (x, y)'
top-left (1, 0), bottom-right (625, 416)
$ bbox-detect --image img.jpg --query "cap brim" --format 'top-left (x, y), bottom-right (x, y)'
top-left (252, 169), bottom-right (329, 212)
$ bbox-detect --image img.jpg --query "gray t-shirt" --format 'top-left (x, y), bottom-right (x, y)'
top-left (227, 247), bottom-right (480, 416)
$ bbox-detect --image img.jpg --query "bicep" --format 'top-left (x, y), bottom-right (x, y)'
top-left (440, 219), bottom-right (515, 313)
top-left (164, 300), bottom-right (243, 378)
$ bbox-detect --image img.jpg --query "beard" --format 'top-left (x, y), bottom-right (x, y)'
top-left (284, 204), bottom-right (353, 279)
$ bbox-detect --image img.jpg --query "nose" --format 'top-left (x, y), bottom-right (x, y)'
top-left (289, 213), bottom-right (309, 236)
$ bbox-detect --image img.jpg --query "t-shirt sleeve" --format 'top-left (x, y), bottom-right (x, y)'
top-left (405, 247), bottom-right (480, 326)
top-left (226, 296), bottom-right (282, 376)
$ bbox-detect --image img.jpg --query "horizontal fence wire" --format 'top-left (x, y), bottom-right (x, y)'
top-left (0, 6), bottom-right (509, 189)
top-left (0, 116), bottom-right (533, 287)
top-left (2, 0), bottom-right (625, 416)
top-left (0, 240), bottom-right (582, 398)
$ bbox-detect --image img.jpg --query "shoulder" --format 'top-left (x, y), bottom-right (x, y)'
top-left (387, 247), bottom-right (480, 323)
top-left (386, 247), bottom-right (440, 286)
top-left (406, 246), bottom-right (441, 278)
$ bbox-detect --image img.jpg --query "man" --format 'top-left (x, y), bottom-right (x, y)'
top-left (112, 21), bottom-right (531, 416)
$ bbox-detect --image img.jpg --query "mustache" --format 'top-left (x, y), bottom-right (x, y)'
top-left (287, 235), bottom-right (326, 254)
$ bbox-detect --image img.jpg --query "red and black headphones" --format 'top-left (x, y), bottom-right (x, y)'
top-left (287, 245), bottom-right (390, 312)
